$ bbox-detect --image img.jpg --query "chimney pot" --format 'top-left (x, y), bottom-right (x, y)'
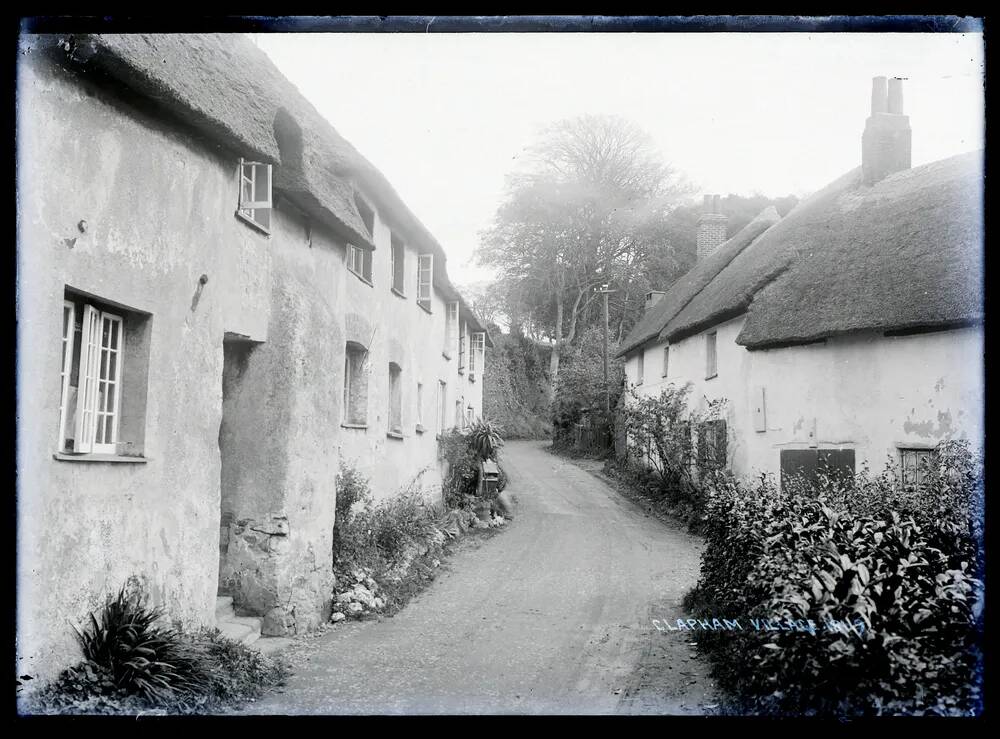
top-left (696, 193), bottom-right (728, 261)
top-left (887, 77), bottom-right (904, 114)
top-left (871, 76), bottom-right (888, 114)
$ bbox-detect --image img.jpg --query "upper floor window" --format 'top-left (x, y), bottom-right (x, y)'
top-left (236, 159), bottom-right (272, 233)
top-left (444, 302), bottom-right (458, 359)
top-left (705, 332), bottom-right (718, 379)
top-left (458, 320), bottom-right (467, 372)
top-left (469, 332), bottom-right (485, 381)
top-left (58, 290), bottom-right (151, 458)
top-left (390, 234), bottom-right (406, 296)
top-left (417, 254), bottom-right (433, 312)
top-left (348, 195), bottom-right (375, 285)
top-left (637, 350), bottom-right (644, 385)
top-left (343, 342), bottom-right (369, 427)
top-left (662, 345), bottom-right (670, 378)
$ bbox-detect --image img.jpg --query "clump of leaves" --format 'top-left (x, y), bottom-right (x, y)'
top-left (467, 419), bottom-right (505, 461)
top-left (73, 586), bottom-right (213, 703)
top-left (687, 441), bottom-right (984, 717)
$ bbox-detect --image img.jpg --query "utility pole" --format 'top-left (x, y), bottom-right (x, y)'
top-left (596, 285), bottom-right (617, 415)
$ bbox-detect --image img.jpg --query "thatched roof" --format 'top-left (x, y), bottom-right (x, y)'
top-left (45, 33), bottom-right (491, 342)
top-left (615, 206), bottom-right (781, 357)
top-left (661, 151), bottom-right (983, 348)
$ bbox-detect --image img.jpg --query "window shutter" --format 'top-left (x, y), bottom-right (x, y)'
top-left (73, 305), bottom-right (101, 453)
top-left (58, 301), bottom-right (77, 451)
top-left (417, 254), bottom-right (433, 304)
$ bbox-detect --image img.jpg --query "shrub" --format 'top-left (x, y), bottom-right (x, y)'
top-left (24, 584), bottom-right (288, 715)
top-left (438, 426), bottom-right (508, 508)
top-left (688, 443), bottom-right (984, 716)
top-left (333, 461), bottom-right (372, 561)
top-left (467, 419), bottom-right (505, 461)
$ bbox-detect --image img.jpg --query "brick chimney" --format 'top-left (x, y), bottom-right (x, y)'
top-left (645, 290), bottom-right (666, 312)
top-left (862, 76), bottom-right (912, 185)
top-left (696, 194), bottom-right (728, 260)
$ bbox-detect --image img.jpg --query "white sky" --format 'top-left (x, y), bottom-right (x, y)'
top-left (256, 32), bottom-right (984, 285)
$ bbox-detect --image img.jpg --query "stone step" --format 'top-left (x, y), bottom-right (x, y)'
top-left (215, 596), bottom-right (235, 622)
top-left (216, 616), bottom-right (262, 647)
top-left (251, 636), bottom-right (295, 657)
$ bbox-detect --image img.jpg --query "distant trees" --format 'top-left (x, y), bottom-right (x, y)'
top-left (476, 114), bottom-right (691, 397)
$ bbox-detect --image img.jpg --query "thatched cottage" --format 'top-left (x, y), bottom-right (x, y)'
top-left (617, 77), bottom-right (983, 484)
top-left (16, 33), bottom-right (491, 680)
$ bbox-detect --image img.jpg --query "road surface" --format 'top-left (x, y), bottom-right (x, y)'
top-left (239, 440), bottom-right (717, 715)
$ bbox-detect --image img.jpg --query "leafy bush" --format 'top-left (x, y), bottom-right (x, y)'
top-left (333, 461), bottom-right (372, 560)
top-left (614, 382), bottom-right (726, 527)
top-left (438, 425), bottom-right (508, 508)
top-left (688, 442), bottom-right (984, 716)
top-left (467, 419), bottom-right (505, 461)
top-left (24, 585), bottom-right (287, 715)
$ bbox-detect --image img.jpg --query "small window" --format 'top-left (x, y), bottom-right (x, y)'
top-left (697, 419), bottom-right (727, 470)
top-left (444, 302), bottom-right (458, 359)
top-left (343, 342), bottom-right (369, 426)
top-left (662, 345), bottom-right (669, 378)
top-left (705, 332), bottom-right (718, 379)
top-left (390, 235), bottom-right (406, 295)
top-left (388, 363), bottom-right (403, 436)
top-left (58, 291), bottom-right (150, 457)
top-left (236, 159), bottom-right (272, 233)
top-left (900, 448), bottom-right (934, 487)
top-left (438, 380), bottom-right (448, 434)
top-left (780, 449), bottom-right (856, 489)
top-left (347, 244), bottom-right (373, 284)
top-left (466, 405), bottom-right (475, 427)
top-left (637, 350), bottom-right (644, 385)
top-left (469, 332), bottom-right (485, 380)
top-left (455, 399), bottom-right (463, 430)
top-left (417, 254), bottom-right (433, 312)
top-left (458, 320), bottom-right (467, 372)
top-left (416, 382), bottom-right (424, 431)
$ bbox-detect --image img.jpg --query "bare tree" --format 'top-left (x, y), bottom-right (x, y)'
top-left (477, 114), bottom-right (689, 398)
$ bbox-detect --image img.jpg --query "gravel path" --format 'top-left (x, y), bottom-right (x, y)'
top-left (237, 440), bottom-right (718, 715)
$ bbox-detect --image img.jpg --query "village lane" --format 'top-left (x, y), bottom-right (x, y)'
top-left (238, 440), bottom-right (716, 715)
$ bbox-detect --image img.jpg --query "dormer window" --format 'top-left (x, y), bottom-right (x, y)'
top-left (236, 159), bottom-right (272, 233)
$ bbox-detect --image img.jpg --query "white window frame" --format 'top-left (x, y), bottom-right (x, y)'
top-left (61, 303), bottom-right (124, 454)
top-left (58, 300), bottom-right (77, 450)
top-left (347, 244), bottom-right (373, 284)
top-left (417, 254), bottom-right (433, 311)
top-left (458, 320), bottom-right (467, 372)
top-left (236, 158), bottom-right (272, 234)
top-left (444, 302), bottom-right (458, 359)
top-left (469, 332), bottom-right (485, 380)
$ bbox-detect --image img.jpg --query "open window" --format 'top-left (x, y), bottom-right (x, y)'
top-left (417, 254), bottom-right (433, 312)
top-left (236, 159), bottom-right (272, 233)
top-left (343, 342), bottom-right (369, 427)
top-left (58, 290), bottom-right (150, 458)
top-left (347, 195), bottom-right (375, 284)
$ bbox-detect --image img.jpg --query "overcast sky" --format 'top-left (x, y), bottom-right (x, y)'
top-left (256, 32), bottom-right (984, 286)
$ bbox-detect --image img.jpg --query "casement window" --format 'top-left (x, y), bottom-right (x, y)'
top-left (662, 345), bottom-right (670, 378)
top-left (458, 321), bottom-right (467, 372)
top-left (900, 448), bottom-right (935, 487)
top-left (438, 380), bottom-right (448, 434)
top-left (697, 420), bottom-right (727, 470)
top-left (444, 302), bottom-right (458, 359)
top-left (58, 292), bottom-right (150, 457)
top-left (388, 363), bottom-right (403, 436)
top-left (705, 332), bottom-right (718, 379)
top-left (415, 382), bottom-right (425, 432)
top-left (348, 196), bottom-right (375, 284)
top-left (469, 332), bottom-right (485, 380)
top-left (236, 159), bottom-right (272, 233)
top-left (417, 254), bottom-right (433, 312)
top-left (390, 234), bottom-right (406, 295)
top-left (637, 351), bottom-right (644, 385)
top-left (343, 342), bottom-right (369, 427)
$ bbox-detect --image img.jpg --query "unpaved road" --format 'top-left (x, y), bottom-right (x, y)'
top-left (240, 441), bottom-right (718, 715)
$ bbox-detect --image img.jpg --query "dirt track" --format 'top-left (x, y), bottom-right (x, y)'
top-left (239, 440), bottom-right (718, 715)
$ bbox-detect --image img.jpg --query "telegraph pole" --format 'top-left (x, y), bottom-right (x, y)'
top-left (596, 284), bottom-right (617, 414)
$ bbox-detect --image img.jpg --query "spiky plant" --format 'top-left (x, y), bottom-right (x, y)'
top-left (73, 586), bottom-right (214, 704)
top-left (467, 420), bottom-right (505, 461)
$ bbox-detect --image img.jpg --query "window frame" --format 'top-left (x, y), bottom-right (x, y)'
top-left (390, 234), bottom-right (406, 297)
top-left (458, 320), bottom-right (467, 373)
top-left (347, 243), bottom-right (374, 285)
top-left (899, 447), bottom-right (935, 487)
top-left (387, 362), bottom-right (403, 438)
top-left (662, 344), bottom-right (669, 378)
top-left (236, 158), bottom-right (273, 234)
top-left (444, 302), bottom-right (458, 359)
top-left (705, 331), bottom-right (718, 380)
top-left (416, 254), bottom-right (433, 312)
top-left (342, 342), bottom-right (369, 428)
